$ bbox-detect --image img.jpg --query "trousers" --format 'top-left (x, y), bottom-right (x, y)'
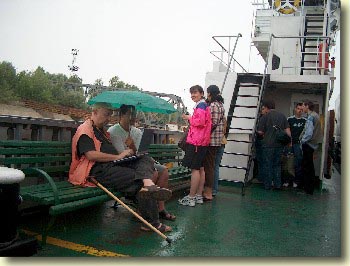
top-left (301, 144), bottom-right (316, 195)
top-left (92, 155), bottom-right (159, 224)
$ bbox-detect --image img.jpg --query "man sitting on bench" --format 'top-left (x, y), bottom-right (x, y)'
top-left (69, 102), bottom-right (172, 233)
top-left (108, 104), bottom-right (176, 221)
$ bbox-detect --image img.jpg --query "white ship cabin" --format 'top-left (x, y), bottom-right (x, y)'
top-left (205, 0), bottom-right (340, 193)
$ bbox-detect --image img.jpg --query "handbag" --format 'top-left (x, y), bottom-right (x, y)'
top-left (178, 129), bottom-right (188, 151)
top-left (273, 125), bottom-right (291, 145)
top-left (281, 151), bottom-right (295, 183)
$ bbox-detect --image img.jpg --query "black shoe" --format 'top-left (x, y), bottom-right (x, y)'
top-left (324, 174), bottom-right (331, 179)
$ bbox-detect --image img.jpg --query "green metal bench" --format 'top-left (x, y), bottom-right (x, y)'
top-left (148, 144), bottom-right (191, 191)
top-left (0, 140), bottom-right (112, 244)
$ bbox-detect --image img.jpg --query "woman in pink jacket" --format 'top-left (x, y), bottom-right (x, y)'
top-left (178, 85), bottom-right (212, 207)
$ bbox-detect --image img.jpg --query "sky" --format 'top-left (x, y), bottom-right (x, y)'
top-left (0, 0), bottom-right (343, 110)
top-left (0, 0), bottom-right (266, 110)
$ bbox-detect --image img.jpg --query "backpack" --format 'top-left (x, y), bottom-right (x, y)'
top-left (273, 125), bottom-right (291, 145)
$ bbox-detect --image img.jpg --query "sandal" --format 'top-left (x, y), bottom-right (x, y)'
top-left (139, 185), bottom-right (172, 201)
top-left (203, 196), bottom-right (213, 202)
top-left (140, 223), bottom-right (172, 233)
top-left (159, 210), bottom-right (176, 221)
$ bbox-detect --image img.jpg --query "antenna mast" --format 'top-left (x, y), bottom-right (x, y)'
top-left (68, 48), bottom-right (79, 75)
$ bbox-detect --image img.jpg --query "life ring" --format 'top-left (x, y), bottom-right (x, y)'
top-left (274, 0), bottom-right (301, 14)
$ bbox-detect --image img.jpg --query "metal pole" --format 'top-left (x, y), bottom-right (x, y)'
top-left (88, 177), bottom-right (172, 244)
top-left (319, 82), bottom-right (331, 190)
top-left (228, 37), bottom-right (231, 67)
top-left (221, 33), bottom-right (242, 94)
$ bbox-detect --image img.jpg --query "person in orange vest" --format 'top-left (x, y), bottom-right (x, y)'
top-left (69, 102), bottom-right (173, 233)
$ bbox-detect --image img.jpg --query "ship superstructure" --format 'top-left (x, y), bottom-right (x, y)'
top-left (205, 0), bottom-right (340, 193)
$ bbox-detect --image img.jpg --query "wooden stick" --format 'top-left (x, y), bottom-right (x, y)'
top-left (88, 176), bottom-right (172, 243)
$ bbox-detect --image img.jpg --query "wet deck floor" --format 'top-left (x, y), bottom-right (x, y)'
top-left (11, 167), bottom-right (342, 257)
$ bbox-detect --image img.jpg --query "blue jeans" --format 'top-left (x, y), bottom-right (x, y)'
top-left (213, 145), bottom-right (225, 195)
top-left (292, 144), bottom-right (303, 185)
top-left (262, 146), bottom-right (284, 189)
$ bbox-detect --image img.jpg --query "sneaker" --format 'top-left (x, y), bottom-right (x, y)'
top-left (178, 195), bottom-right (195, 207)
top-left (195, 195), bottom-right (203, 204)
top-left (293, 182), bottom-right (298, 188)
top-left (283, 182), bottom-right (289, 187)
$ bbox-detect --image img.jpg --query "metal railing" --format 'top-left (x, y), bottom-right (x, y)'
top-left (269, 35), bottom-right (331, 74)
top-left (244, 32), bottom-right (274, 185)
top-left (209, 35), bottom-right (248, 80)
top-left (251, 0), bottom-right (271, 9)
top-left (209, 50), bottom-right (247, 73)
top-left (209, 34), bottom-right (247, 94)
top-left (220, 34), bottom-right (243, 93)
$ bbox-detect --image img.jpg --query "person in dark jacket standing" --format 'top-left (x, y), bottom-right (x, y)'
top-left (257, 99), bottom-right (291, 190)
top-left (287, 102), bottom-right (307, 188)
top-left (300, 100), bottom-right (323, 195)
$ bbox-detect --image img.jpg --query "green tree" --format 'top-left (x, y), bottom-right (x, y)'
top-left (123, 82), bottom-right (140, 91)
top-left (67, 74), bottom-right (83, 84)
top-left (14, 66), bottom-right (86, 108)
top-left (22, 67), bottom-right (54, 103)
top-left (109, 76), bottom-right (120, 87)
top-left (0, 61), bottom-right (17, 88)
top-left (1, 82), bottom-right (19, 103)
top-left (0, 61), bottom-right (145, 109)
top-left (0, 61), bottom-right (18, 103)
top-left (109, 75), bottom-right (140, 90)
top-left (116, 80), bottom-right (125, 88)
top-left (94, 78), bottom-right (103, 86)
top-left (58, 89), bottom-right (88, 109)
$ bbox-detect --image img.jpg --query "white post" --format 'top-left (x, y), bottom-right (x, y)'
top-left (319, 82), bottom-right (330, 190)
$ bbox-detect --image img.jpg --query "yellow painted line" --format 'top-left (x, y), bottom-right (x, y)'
top-left (22, 229), bottom-right (129, 257)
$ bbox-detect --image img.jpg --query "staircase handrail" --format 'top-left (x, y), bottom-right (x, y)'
top-left (209, 51), bottom-right (248, 73)
top-left (272, 35), bottom-right (330, 73)
top-left (220, 34), bottom-right (242, 94)
top-left (299, 0), bottom-right (306, 53)
top-left (243, 32), bottom-right (274, 185)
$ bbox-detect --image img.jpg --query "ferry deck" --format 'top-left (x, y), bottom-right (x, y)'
top-left (8, 166), bottom-right (341, 258)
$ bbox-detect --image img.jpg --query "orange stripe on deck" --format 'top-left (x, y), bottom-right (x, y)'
top-left (22, 229), bottom-right (129, 257)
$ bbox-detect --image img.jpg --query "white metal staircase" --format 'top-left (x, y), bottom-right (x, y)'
top-left (220, 73), bottom-right (267, 195)
top-left (301, 8), bottom-right (327, 74)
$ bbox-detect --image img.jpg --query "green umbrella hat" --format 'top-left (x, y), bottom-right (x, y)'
top-left (88, 90), bottom-right (176, 114)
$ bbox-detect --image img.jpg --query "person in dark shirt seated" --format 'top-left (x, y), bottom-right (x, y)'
top-left (69, 102), bottom-right (172, 233)
top-left (108, 104), bottom-right (176, 221)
